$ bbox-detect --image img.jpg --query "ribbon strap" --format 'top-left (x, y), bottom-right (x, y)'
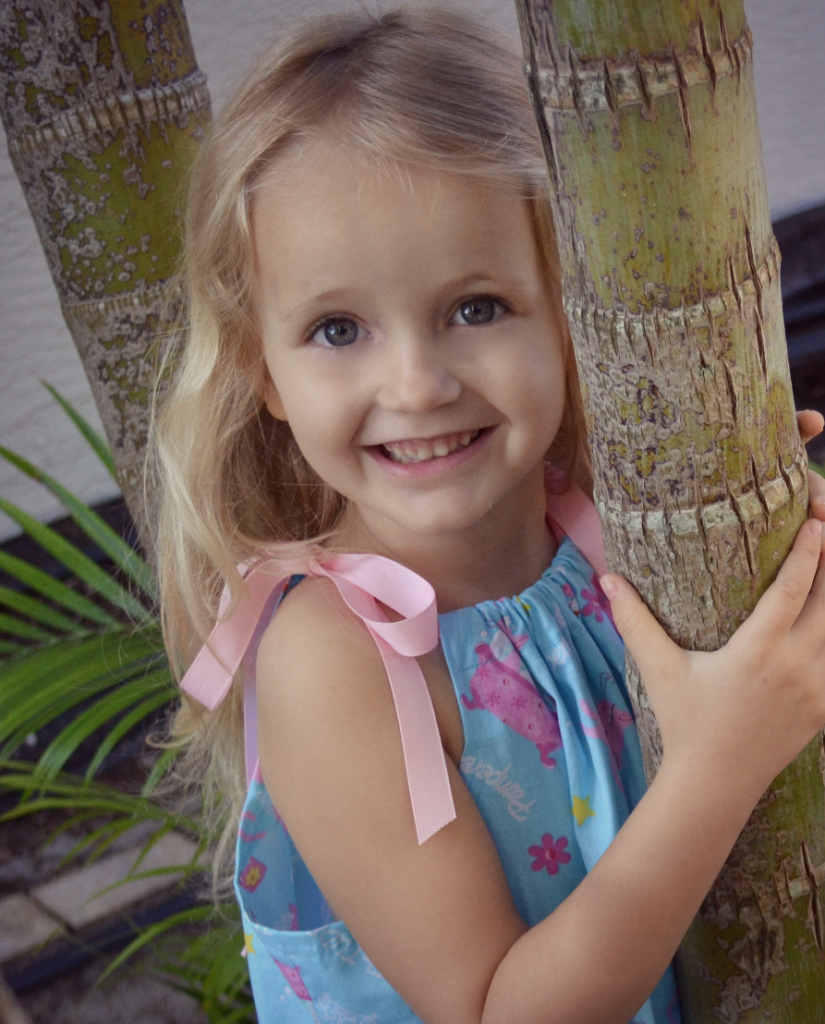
top-left (180, 551), bottom-right (456, 844)
top-left (545, 470), bottom-right (608, 578)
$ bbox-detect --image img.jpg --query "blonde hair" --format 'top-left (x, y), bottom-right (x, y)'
top-left (153, 3), bottom-right (591, 888)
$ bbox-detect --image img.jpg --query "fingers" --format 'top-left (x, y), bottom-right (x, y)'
top-left (793, 411), bottom-right (824, 516)
top-left (809, 467), bottom-right (825, 521)
top-left (797, 409), bottom-right (825, 445)
top-left (741, 519), bottom-right (823, 641)
top-left (600, 574), bottom-right (685, 685)
top-left (791, 521), bottom-right (825, 639)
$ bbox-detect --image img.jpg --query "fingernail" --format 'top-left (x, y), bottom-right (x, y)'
top-left (600, 574), bottom-right (619, 599)
top-left (808, 519), bottom-right (823, 537)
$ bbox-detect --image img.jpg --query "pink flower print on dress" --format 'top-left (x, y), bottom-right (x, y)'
top-left (581, 698), bottom-right (634, 786)
top-left (273, 958), bottom-right (313, 1001)
top-left (579, 574), bottom-right (615, 627)
top-left (239, 856), bottom-right (267, 892)
top-left (528, 833), bottom-right (571, 876)
top-left (462, 639), bottom-right (562, 768)
top-left (562, 582), bottom-right (580, 616)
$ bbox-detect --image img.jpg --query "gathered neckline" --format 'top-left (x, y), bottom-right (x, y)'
top-left (438, 536), bottom-right (589, 621)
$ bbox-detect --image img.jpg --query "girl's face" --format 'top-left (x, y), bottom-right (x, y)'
top-left (253, 139), bottom-right (567, 552)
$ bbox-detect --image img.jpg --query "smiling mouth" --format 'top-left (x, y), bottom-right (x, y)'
top-left (380, 429), bottom-right (482, 464)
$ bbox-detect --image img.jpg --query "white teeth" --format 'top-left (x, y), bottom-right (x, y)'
top-left (382, 429), bottom-right (480, 464)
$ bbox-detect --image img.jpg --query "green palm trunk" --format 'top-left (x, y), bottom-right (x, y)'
top-left (0, 0), bottom-right (210, 559)
top-left (516, 0), bottom-right (824, 1019)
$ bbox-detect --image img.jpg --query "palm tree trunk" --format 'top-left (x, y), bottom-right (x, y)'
top-left (515, 0), bottom-right (825, 1019)
top-left (0, 0), bottom-right (210, 560)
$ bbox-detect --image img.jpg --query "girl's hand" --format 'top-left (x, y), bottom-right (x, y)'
top-left (602, 515), bottom-right (825, 799)
top-left (798, 409), bottom-right (825, 521)
top-left (798, 407), bottom-right (824, 446)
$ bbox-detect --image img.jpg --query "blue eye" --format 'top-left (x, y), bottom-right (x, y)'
top-left (310, 317), bottom-right (362, 347)
top-left (451, 296), bottom-right (506, 326)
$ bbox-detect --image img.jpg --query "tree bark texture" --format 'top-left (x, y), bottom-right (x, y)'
top-left (515, 1), bottom-right (824, 1020)
top-left (0, 0), bottom-right (210, 558)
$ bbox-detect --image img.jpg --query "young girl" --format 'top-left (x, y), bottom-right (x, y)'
top-left (156, 8), bottom-right (825, 1024)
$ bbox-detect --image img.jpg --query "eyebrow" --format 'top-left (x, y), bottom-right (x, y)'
top-left (277, 288), bottom-right (371, 325)
top-left (274, 270), bottom-right (530, 326)
top-left (443, 272), bottom-right (525, 292)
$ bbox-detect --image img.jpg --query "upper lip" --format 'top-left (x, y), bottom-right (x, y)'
top-left (367, 427), bottom-right (488, 447)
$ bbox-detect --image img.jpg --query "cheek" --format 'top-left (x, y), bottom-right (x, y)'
top-left (262, 373), bottom-right (287, 422)
top-left (520, 358), bottom-right (568, 449)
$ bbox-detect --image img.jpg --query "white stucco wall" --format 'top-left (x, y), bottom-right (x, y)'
top-left (1, 0), bottom-right (823, 540)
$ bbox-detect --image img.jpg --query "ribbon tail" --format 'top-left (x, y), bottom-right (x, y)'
top-left (181, 568), bottom-right (293, 711)
top-left (546, 481), bottom-right (609, 578)
top-left (370, 631), bottom-right (456, 844)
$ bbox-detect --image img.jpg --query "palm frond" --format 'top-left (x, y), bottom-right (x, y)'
top-left (141, 747), bottom-right (180, 797)
top-left (0, 762), bottom-right (200, 836)
top-left (35, 667), bottom-right (175, 780)
top-left (97, 905), bottom-right (219, 981)
top-left (0, 630), bottom-right (167, 766)
top-left (0, 391), bottom-right (254, 1019)
top-left (0, 496), bottom-right (149, 622)
top-left (0, 444), bottom-right (156, 602)
top-left (41, 382), bottom-right (118, 480)
top-left (0, 548), bottom-right (116, 627)
top-left (84, 689), bottom-right (173, 780)
top-left (100, 906), bottom-right (255, 1024)
top-left (0, 583), bottom-right (85, 632)
top-left (0, 611), bottom-right (58, 642)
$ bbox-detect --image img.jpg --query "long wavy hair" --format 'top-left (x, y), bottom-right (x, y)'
top-left (152, 3), bottom-right (591, 889)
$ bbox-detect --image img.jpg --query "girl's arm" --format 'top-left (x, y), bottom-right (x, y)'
top-left (256, 517), bottom-right (825, 1024)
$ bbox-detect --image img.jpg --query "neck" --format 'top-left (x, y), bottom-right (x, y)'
top-left (335, 466), bottom-right (556, 612)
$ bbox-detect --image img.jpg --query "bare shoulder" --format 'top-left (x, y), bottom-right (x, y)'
top-left (255, 573), bottom-right (405, 834)
top-left (260, 573), bottom-right (374, 658)
top-left (256, 573), bottom-right (387, 720)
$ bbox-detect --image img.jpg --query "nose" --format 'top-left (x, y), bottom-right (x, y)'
top-left (376, 332), bottom-right (461, 412)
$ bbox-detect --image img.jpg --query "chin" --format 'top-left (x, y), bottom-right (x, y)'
top-left (392, 502), bottom-right (493, 538)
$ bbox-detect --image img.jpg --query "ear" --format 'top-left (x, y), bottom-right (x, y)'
top-left (262, 376), bottom-right (288, 422)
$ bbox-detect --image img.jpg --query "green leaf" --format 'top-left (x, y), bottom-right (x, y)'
top-left (0, 550), bottom-right (116, 626)
top-left (42, 382), bottom-right (117, 480)
top-left (35, 667), bottom-right (175, 780)
top-left (0, 496), bottom-right (150, 621)
top-left (0, 583), bottom-right (84, 633)
top-left (0, 635), bottom-right (129, 724)
top-left (126, 819), bottom-right (177, 875)
top-left (0, 763), bottom-right (200, 834)
top-left (0, 632), bottom-right (164, 756)
top-left (53, 817), bottom-right (143, 870)
top-left (0, 612), bottom-right (56, 642)
top-left (201, 928), bottom-right (251, 1000)
top-left (0, 445), bottom-right (156, 602)
top-left (99, 906), bottom-right (217, 982)
top-left (141, 746), bottom-right (179, 797)
top-left (85, 686), bottom-right (175, 780)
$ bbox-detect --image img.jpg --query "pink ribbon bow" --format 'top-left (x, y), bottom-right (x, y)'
top-left (181, 550), bottom-right (455, 844)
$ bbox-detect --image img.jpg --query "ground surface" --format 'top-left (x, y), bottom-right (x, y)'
top-left (18, 949), bottom-right (206, 1024)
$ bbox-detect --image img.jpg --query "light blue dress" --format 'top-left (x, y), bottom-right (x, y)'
top-left (234, 538), bottom-right (682, 1023)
